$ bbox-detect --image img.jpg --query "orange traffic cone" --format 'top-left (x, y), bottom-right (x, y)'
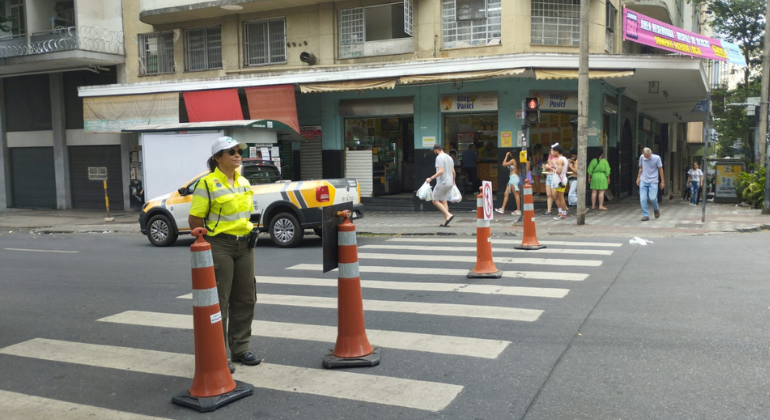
top-left (172, 228), bottom-right (253, 412)
top-left (468, 191), bottom-right (503, 278)
top-left (515, 180), bottom-right (546, 250)
top-left (323, 210), bottom-right (381, 369)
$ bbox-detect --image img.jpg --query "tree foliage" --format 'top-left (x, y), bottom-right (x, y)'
top-left (711, 78), bottom-right (762, 160)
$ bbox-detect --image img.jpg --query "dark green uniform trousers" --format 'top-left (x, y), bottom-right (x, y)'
top-left (208, 235), bottom-right (256, 358)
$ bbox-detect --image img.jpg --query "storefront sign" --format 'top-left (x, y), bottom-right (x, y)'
top-left (623, 7), bottom-right (747, 66)
top-left (530, 92), bottom-right (578, 111)
top-left (440, 92), bottom-right (498, 113)
top-left (422, 136), bottom-right (436, 148)
top-left (300, 125), bottom-right (322, 140)
top-left (715, 161), bottom-right (743, 202)
top-left (84, 93), bottom-right (179, 134)
top-left (500, 131), bottom-right (512, 148)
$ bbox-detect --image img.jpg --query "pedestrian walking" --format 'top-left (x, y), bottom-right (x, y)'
top-left (462, 143), bottom-right (478, 193)
top-left (188, 136), bottom-right (263, 374)
top-left (426, 143), bottom-right (456, 227)
top-left (542, 146), bottom-right (558, 215)
top-left (550, 144), bottom-right (569, 220)
top-left (636, 147), bottom-right (664, 221)
top-left (496, 151), bottom-right (521, 215)
top-left (587, 150), bottom-right (610, 210)
top-left (687, 162), bottom-right (703, 206)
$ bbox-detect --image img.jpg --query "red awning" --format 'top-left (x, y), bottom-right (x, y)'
top-left (244, 85), bottom-right (300, 134)
top-left (183, 89), bottom-right (243, 122)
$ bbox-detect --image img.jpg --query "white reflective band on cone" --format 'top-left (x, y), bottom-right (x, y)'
top-left (477, 219), bottom-right (490, 228)
top-left (476, 198), bottom-right (483, 207)
top-left (192, 287), bottom-right (219, 307)
top-left (338, 262), bottom-right (360, 279)
top-left (191, 250), bottom-right (213, 269)
top-left (524, 203), bottom-right (534, 211)
top-left (524, 189), bottom-right (531, 196)
top-left (338, 231), bottom-right (357, 246)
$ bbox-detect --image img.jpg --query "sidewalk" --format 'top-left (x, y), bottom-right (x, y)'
top-left (0, 198), bottom-right (768, 239)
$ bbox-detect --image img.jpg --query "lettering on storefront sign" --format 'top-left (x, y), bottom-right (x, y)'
top-left (440, 92), bottom-right (498, 113)
top-left (531, 92), bottom-right (578, 111)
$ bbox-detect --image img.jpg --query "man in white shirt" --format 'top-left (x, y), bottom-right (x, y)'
top-left (637, 147), bottom-right (665, 221)
top-left (426, 143), bottom-right (456, 227)
top-left (687, 162), bottom-right (703, 206)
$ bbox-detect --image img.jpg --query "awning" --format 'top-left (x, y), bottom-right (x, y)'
top-left (534, 69), bottom-right (635, 80)
top-left (299, 78), bottom-right (396, 93)
top-left (244, 85), bottom-right (300, 134)
top-left (83, 92), bottom-right (179, 134)
top-left (399, 69), bottom-right (525, 85)
top-left (183, 89), bottom-right (243, 122)
top-left (121, 119), bottom-right (304, 141)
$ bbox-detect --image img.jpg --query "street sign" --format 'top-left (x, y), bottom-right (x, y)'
top-left (322, 202), bottom-right (354, 273)
top-left (482, 181), bottom-right (493, 221)
top-left (88, 167), bottom-right (108, 181)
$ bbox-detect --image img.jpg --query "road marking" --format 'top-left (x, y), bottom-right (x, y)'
top-left (179, 294), bottom-right (543, 322)
top-left (357, 252), bottom-right (602, 267)
top-left (3, 248), bottom-right (79, 254)
top-left (0, 389), bottom-right (172, 420)
top-left (385, 238), bottom-right (623, 247)
top-left (255, 276), bottom-right (569, 298)
top-left (287, 264), bottom-right (589, 281)
top-left (0, 338), bottom-right (463, 412)
top-left (100, 310), bottom-right (510, 359)
top-left (361, 244), bottom-right (613, 256)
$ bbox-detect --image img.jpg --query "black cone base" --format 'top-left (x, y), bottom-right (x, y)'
top-left (467, 269), bottom-right (503, 279)
top-left (323, 346), bottom-right (381, 369)
top-left (514, 244), bottom-right (546, 250)
top-left (172, 382), bottom-right (253, 412)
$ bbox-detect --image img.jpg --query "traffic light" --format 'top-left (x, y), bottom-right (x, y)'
top-left (524, 97), bottom-right (540, 125)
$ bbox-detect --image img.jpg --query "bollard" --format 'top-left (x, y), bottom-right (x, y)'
top-left (467, 191), bottom-right (503, 278)
top-left (172, 228), bottom-right (253, 412)
top-left (323, 210), bottom-right (381, 369)
top-left (514, 180), bottom-right (546, 250)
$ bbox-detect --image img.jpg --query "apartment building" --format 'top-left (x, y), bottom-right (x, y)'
top-left (2, 0), bottom-right (714, 210)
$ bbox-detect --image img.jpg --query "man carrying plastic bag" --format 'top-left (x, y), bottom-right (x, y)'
top-left (425, 143), bottom-right (456, 226)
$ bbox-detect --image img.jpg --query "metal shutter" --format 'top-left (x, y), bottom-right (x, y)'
top-left (300, 140), bottom-right (323, 180)
top-left (10, 147), bottom-right (56, 208)
top-left (68, 146), bottom-right (124, 211)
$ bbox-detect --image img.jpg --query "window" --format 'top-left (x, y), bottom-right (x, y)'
top-left (605, 1), bottom-right (617, 52)
top-left (243, 18), bottom-right (286, 66)
top-left (339, 2), bottom-right (414, 59)
top-left (138, 32), bottom-right (175, 75)
top-left (531, 0), bottom-right (580, 46)
top-left (0, 0), bottom-right (26, 36)
top-left (441, 0), bottom-right (501, 49)
top-left (185, 26), bottom-right (222, 71)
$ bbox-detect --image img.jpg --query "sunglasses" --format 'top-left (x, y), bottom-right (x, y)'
top-left (226, 148), bottom-right (245, 156)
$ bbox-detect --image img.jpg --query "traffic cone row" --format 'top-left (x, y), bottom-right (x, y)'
top-left (172, 228), bottom-right (253, 413)
top-left (515, 180), bottom-right (546, 250)
top-left (468, 192), bottom-right (502, 279)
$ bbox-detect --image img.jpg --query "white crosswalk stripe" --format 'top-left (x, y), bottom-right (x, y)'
top-left (0, 338), bottom-right (463, 412)
top-left (99, 310), bottom-right (510, 359)
top-left (385, 237), bottom-right (623, 247)
top-left (358, 252), bottom-right (603, 267)
top-left (361, 244), bottom-right (614, 255)
top-left (255, 276), bottom-right (570, 298)
top-left (0, 389), bottom-right (174, 420)
top-left (178, 293), bottom-right (543, 322)
top-left (288, 263), bottom-right (589, 281)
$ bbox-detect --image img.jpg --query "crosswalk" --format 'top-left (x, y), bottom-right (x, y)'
top-left (0, 236), bottom-right (624, 418)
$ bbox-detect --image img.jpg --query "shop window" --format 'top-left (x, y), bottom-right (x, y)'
top-left (339, 1), bottom-right (413, 59)
top-left (243, 18), bottom-right (286, 66)
top-left (531, 0), bottom-right (580, 47)
top-left (441, 0), bottom-right (501, 49)
top-left (185, 26), bottom-right (222, 71)
top-left (138, 32), bottom-right (175, 76)
top-left (605, 1), bottom-right (617, 53)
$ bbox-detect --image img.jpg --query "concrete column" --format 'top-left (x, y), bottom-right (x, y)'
top-left (0, 81), bottom-right (9, 210)
top-left (50, 72), bottom-right (71, 209)
top-left (120, 133), bottom-right (132, 210)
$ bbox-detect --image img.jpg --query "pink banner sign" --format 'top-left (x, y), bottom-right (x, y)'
top-left (623, 7), bottom-right (728, 62)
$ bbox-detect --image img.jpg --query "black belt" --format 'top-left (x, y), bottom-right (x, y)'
top-left (212, 233), bottom-right (250, 242)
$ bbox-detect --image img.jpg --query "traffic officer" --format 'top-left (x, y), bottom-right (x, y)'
top-left (188, 136), bottom-right (262, 373)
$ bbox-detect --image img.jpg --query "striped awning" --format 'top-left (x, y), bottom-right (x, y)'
top-left (534, 69), bottom-right (635, 80)
top-left (299, 78), bottom-right (396, 93)
top-left (399, 68), bottom-right (526, 84)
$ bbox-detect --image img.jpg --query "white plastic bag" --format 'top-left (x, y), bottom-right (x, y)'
top-left (629, 236), bottom-right (653, 245)
top-left (568, 179), bottom-right (578, 206)
top-left (416, 182), bottom-right (433, 201)
top-left (449, 185), bottom-right (462, 203)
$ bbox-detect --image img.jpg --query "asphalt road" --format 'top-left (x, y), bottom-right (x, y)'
top-left (0, 230), bottom-right (768, 419)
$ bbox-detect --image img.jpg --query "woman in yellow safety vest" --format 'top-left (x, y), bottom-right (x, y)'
top-left (188, 136), bottom-right (262, 374)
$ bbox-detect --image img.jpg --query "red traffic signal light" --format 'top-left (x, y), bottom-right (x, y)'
top-left (524, 97), bottom-right (540, 124)
top-left (526, 98), bottom-right (538, 110)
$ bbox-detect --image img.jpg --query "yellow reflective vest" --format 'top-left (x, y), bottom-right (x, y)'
top-left (189, 168), bottom-right (254, 236)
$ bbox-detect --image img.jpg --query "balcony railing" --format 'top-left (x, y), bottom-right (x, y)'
top-left (0, 26), bottom-right (124, 58)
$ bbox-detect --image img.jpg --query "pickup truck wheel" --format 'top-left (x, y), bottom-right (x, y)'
top-left (269, 212), bottom-right (303, 247)
top-left (147, 214), bottom-right (178, 247)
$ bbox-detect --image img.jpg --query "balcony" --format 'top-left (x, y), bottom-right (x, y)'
top-left (0, 0), bottom-right (124, 76)
top-left (623, 0), bottom-right (680, 25)
top-left (140, 0), bottom-right (334, 25)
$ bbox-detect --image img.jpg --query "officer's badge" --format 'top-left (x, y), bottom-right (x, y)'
top-left (213, 179), bottom-right (223, 188)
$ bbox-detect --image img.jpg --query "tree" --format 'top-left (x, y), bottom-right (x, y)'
top-left (712, 79), bottom-right (762, 160)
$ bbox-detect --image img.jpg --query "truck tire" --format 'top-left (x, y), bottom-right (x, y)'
top-left (269, 212), bottom-right (303, 247)
top-left (147, 214), bottom-right (178, 247)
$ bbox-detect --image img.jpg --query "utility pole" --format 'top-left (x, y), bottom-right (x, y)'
top-left (576, 0), bottom-right (589, 225)
top-left (762, 0), bottom-right (770, 214)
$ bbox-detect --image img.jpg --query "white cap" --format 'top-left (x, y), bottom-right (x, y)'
top-left (211, 136), bottom-right (247, 157)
